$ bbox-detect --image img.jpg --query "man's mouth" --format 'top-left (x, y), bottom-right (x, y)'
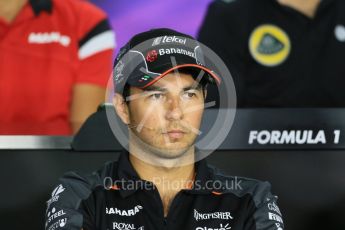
top-left (163, 130), bottom-right (186, 138)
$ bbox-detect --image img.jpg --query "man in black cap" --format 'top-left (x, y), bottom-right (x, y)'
top-left (44, 28), bottom-right (284, 230)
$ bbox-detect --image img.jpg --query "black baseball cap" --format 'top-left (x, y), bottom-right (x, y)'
top-left (113, 28), bottom-right (221, 93)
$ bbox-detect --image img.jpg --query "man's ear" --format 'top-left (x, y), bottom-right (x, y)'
top-left (113, 93), bottom-right (130, 125)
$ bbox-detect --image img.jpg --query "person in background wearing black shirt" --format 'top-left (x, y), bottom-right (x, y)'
top-left (199, 0), bottom-right (345, 107)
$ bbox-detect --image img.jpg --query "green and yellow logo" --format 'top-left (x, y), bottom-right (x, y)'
top-left (249, 24), bottom-right (291, 67)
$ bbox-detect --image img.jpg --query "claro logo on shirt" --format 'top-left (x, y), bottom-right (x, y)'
top-left (249, 24), bottom-right (291, 67)
top-left (195, 223), bottom-right (231, 230)
top-left (106, 205), bottom-right (143, 216)
top-left (28, 32), bottom-right (71, 47)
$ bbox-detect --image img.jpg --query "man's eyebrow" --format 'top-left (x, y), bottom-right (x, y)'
top-left (143, 86), bottom-right (168, 92)
top-left (143, 84), bottom-right (202, 92)
top-left (183, 85), bottom-right (202, 91)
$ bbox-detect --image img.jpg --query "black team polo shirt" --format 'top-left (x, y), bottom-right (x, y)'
top-left (44, 150), bottom-right (284, 230)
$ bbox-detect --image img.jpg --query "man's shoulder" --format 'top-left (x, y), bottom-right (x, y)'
top-left (58, 160), bottom-right (117, 190)
top-left (45, 161), bottom-right (118, 229)
top-left (52, 0), bottom-right (107, 17)
top-left (50, 0), bottom-right (109, 35)
top-left (209, 165), bottom-right (275, 206)
top-left (46, 161), bottom-right (117, 208)
top-left (203, 0), bottom-right (270, 31)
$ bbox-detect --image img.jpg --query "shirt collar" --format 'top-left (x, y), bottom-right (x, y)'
top-left (29, 0), bottom-right (52, 16)
top-left (114, 149), bottom-right (218, 198)
top-left (273, 0), bottom-right (335, 12)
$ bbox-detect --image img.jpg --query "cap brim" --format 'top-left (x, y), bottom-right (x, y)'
top-left (138, 64), bottom-right (221, 89)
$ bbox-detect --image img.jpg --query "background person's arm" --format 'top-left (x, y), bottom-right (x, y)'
top-left (70, 84), bottom-right (106, 134)
top-left (71, 0), bottom-right (115, 134)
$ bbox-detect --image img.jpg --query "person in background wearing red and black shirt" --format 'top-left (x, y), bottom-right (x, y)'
top-left (0, 0), bottom-right (115, 134)
top-left (198, 0), bottom-right (345, 108)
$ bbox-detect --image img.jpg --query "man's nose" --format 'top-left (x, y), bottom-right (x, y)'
top-left (165, 97), bottom-right (183, 120)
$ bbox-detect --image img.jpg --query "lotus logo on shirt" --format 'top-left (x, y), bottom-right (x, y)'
top-left (257, 34), bottom-right (284, 54)
top-left (249, 24), bottom-right (291, 67)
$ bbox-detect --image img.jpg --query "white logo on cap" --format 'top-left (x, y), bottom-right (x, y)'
top-left (152, 36), bottom-right (187, 46)
top-left (114, 60), bottom-right (125, 84)
top-left (152, 37), bottom-right (163, 46)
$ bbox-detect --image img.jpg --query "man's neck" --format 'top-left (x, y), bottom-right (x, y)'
top-left (128, 146), bottom-right (196, 216)
top-left (128, 148), bottom-right (196, 189)
top-left (129, 153), bottom-right (195, 186)
top-left (277, 0), bottom-right (322, 18)
top-left (0, 0), bottom-right (27, 23)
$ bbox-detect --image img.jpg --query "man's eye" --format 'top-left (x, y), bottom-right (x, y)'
top-left (150, 93), bottom-right (164, 100)
top-left (183, 92), bottom-right (197, 99)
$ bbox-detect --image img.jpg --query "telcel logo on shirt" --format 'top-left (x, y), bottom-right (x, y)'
top-left (249, 24), bottom-right (291, 67)
top-left (28, 32), bottom-right (71, 47)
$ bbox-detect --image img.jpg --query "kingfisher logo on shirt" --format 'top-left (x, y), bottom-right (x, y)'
top-left (28, 32), bottom-right (71, 47)
top-left (249, 24), bottom-right (291, 67)
top-left (194, 209), bottom-right (234, 221)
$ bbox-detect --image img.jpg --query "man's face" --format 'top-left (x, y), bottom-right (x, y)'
top-left (126, 72), bottom-right (206, 159)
